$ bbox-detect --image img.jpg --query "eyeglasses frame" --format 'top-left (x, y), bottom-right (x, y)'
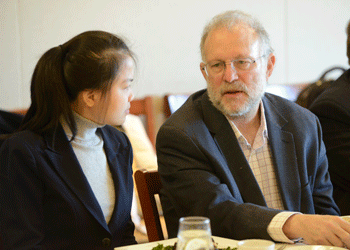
top-left (202, 55), bottom-right (267, 76)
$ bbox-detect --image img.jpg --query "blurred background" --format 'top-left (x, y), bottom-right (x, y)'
top-left (1, 0), bottom-right (349, 110)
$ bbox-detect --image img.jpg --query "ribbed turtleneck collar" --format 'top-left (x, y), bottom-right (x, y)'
top-left (61, 111), bottom-right (104, 146)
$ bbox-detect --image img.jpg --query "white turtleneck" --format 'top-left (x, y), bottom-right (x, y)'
top-left (61, 112), bottom-right (115, 224)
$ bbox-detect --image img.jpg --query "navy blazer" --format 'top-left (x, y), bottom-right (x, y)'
top-left (0, 124), bottom-right (136, 249)
top-left (310, 69), bottom-right (350, 215)
top-left (156, 89), bottom-right (339, 240)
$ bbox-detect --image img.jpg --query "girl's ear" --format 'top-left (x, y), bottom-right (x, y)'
top-left (81, 89), bottom-right (102, 108)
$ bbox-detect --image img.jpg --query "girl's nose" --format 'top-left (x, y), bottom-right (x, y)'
top-left (129, 90), bottom-right (134, 102)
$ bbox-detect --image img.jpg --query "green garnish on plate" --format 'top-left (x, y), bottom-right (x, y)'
top-left (151, 244), bottom-right (175, 250)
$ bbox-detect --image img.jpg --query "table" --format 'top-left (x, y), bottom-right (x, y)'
top-left (114, 236), bottom-right (291, 249)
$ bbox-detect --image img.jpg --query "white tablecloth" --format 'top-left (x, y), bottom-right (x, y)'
top-left (114, 236), bottom-right (290, 249)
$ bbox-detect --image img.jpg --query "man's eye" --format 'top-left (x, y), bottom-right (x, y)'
top-left (237, 60), bottom-right (249, 65)
top-left (211, 62), bottom-right (222, 68)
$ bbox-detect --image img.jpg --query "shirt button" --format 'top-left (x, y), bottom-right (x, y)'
top-left (102, 238), bottom-right (111, 247)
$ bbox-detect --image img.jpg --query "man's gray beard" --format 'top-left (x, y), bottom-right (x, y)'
top-left (207, 81), bottom-right (265, 119)
top-left (208, 93), bottom-right (260, 118)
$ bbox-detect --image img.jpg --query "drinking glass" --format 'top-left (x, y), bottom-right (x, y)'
top-left (176, 216), bottom-right (214, 250)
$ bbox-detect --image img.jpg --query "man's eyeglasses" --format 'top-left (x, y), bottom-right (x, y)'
top-left (202, 55), bottom-right (266, 76)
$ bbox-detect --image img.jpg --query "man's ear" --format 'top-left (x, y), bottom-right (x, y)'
top-left (200, 62), bottom-right (208, 81)
top-left (81, 89), bottom-right (101, 108)
top-left (266, 53), bottom-right (276, 80)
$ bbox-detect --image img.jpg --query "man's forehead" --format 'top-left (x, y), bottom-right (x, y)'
top-left (206, 23), bottom-right (256, 42)
top-left (203, 25), bottom-right (261, 60)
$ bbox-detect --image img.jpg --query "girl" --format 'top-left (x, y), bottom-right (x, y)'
top-left (0, 31), bottom-right (137, 249)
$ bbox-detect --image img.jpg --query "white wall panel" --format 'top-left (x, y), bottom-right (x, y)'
top-left (1, 0), bottom-right (348, 109)
top-left (287, 0), bottom-right (350, 84)
top-left (13, 0), bottom-right (284, 108)
top-left (0, 0), bottom-right (22, 109)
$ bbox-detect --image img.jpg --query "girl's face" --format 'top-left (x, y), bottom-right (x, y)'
top-left (94, 56), bottom-right (135, 126)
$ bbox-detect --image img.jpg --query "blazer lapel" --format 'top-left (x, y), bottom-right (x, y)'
top-left (43, 125), bottom-right (109, 232)
top-left (99, 127), bottom-right (134, 233)
top-left (201, 92), bottom-right (266, 206)
top-left (263, 96), bottom-right (301, 211)
top-left (99, 128), bottom-right (120, 232)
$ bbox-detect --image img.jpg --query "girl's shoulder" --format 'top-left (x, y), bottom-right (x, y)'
top-left (101, 125), bottom-right (131, 147)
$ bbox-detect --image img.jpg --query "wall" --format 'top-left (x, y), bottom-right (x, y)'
top-left (1, 0), bottom-right (349, 110)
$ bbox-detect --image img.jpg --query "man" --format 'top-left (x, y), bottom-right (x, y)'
top-left (309, 20), bottom-right (350, 216)
top-left (156, 10), bottom-right (350, 247)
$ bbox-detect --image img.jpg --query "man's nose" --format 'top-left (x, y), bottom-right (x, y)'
top-left (223, 62), bottom-right (239, 82)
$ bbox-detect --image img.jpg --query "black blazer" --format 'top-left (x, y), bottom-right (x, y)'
top-left (0, 125), bottom-right (136, 249)
top-left (309, 69), bottom-right (350, 215)
top-left (157, 90), bottom-right (339, 240)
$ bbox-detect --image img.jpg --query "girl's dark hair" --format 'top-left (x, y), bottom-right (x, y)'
top-left (19, 30), bottom-right (135, 137)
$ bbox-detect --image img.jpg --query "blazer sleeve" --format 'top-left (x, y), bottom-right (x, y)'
top-left (0, 136), bottom-right (44, 249)
top-left (157, 124), bottom-right (280, 241)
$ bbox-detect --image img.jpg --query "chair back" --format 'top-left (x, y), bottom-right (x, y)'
top-left (129, 96), bottom-right (156, 147)
top-left (11, 109), bottom-right (28, 116)
top-left (134, 169), bottom-right (164, 242)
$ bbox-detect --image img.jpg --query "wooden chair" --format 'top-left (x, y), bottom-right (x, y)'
top-left (129, 96), bottom-right (156, 147)
top-left (11, 109), bottom-right (28, 116)
top-left (134, 169), bottom-right (165, 242)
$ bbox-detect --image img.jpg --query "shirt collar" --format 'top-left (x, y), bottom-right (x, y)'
top-left (227, 101), bottom-right (269, 148)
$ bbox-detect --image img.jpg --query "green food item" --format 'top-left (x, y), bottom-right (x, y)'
top-left (152, 244), bottom-right (174, 250)
top-left (163, 246), bottom-right (174, 250)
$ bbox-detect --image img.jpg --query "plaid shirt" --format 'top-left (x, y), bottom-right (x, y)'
top-left (227, 102), bottom-right (297, 243)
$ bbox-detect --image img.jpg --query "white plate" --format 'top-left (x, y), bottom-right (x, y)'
top-left (285, 246), bottom-right (346, 250)
top-left (212, 236), bottom-right (238, 248)
top-left (114, 236), bottom-right (239, 250)
top-left (114, 236), bottom-right (288, 250)
top-left (341, 215), bottom-right (350, 223)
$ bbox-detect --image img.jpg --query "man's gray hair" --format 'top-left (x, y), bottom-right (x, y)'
top-left (200, 10), bottom-right (274, 61)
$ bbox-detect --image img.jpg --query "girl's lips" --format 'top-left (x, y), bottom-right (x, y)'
top-left (126, 105), bottom-right (131, 114)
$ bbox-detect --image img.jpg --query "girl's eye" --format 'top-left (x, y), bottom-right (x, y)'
top-left (123, 79), bottom-right (133, 89)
